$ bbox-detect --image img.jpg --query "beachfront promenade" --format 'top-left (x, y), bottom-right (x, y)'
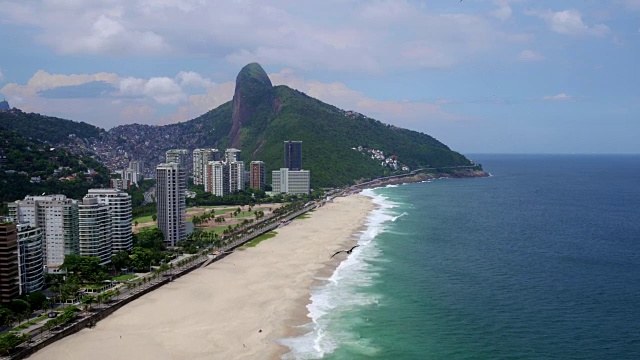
top-left (4, 203), bottom-right (317, 360)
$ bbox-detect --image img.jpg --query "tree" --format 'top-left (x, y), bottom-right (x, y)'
top-left (6, 299), bottom-right (30, 317)
top-left (111, 251), bottom-right (130, 274)
top-left (82, 296), bottom-right (95, 311)
top-left (26, 291), bottom-right (48, 310)
top-left (134, 220), bottom-right (139, 227)
top-left (152, 214), bottom-right (157, 222)
top-left (0, 332), bottom-right (30, 355)
top-left (61, 255), bottom-right (107, 283)
top-left (0, 308), bottom-right (14, 327)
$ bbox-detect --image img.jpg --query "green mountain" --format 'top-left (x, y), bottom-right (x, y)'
top-left (0, 63), bottom-right (479, 190)
top-left (0, 108), bottom-right (103, 144)
top-left (188, 63), bottom-right (475, 187)
top-left (0, 127), bottom-right (110, 204)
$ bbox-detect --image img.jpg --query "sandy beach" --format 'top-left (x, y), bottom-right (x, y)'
top-left (29, 194), bottom-right (374, 360)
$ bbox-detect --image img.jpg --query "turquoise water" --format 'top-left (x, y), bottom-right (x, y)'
top-left (283, 155), bottom-right (640, 359)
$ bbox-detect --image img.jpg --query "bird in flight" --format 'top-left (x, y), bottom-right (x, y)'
top-left (330, 245), bottom-right (360, 258)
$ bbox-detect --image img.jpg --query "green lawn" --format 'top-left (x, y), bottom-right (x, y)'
top-left (243, 231), bottom-right (277, 248)
top-left (133, 214), bottom-right (154, 223)
top-left (112, 274), bottom-right (137, 282)
top-left (295, 212), bottom-right (313, 220)
top-left (12, 313), bottom-right (49, 332)
top-left (204, 227), bottom-right (228, 235)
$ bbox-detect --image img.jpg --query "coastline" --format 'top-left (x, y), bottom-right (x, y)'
top-left (27, 194), bottom-right (375, 360)
top-left (355, 169), bottom-right (489, 190)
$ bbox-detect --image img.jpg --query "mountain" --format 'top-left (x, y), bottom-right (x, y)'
top-left (0, 63), bottom-right (479, 189)
top-left (0, 127), bottom-right (110, 204)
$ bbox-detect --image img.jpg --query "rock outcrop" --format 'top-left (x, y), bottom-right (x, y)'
top-left (229, 63), bottom-right (273, 148)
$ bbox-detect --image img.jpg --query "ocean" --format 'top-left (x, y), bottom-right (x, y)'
top-left (282, 154), bottom-right (640, 359)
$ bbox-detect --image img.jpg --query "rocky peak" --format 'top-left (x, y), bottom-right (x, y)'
top-left (0, 99), bottom-right (9, 111)
top-left (229, 63), bottom-right (273, 148)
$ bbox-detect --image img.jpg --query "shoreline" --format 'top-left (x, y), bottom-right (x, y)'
top-left (275, 215), bottom-right (372, 359)
top-left (27, 194), bottom-right (375, 360)
top-left (354, 168), bottom-right (490, 190)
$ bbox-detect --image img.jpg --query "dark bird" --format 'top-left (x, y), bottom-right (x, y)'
top-left (330, 245), bottom-right (360, 258)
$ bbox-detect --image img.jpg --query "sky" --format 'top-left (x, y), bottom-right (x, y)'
top-left (0, 0), bottom-right (638, 154)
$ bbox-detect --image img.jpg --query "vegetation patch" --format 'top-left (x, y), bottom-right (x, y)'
top-left (112, 274), bottom-right (137, 282)
top-left (243, 231), bottom-right (277, 248)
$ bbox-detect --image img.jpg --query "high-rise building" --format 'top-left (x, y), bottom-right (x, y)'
top-left (16, 223), bottom-right (45, 295)
top-left (229, 161), bottom-right (245, 193)
top-left (9, 195), bottom-right (79, 273)
top-left (0, 220), bottom-right (19, 302)
top-left (166, 149), bottom-right (189, 170)
top-left (84, 189), bottom-right (132, 253)
top-left (110, 178), bottom-right (131, 191)
top-left (156, 163), bottom-right (186, 247)
top-left (225, 148), bottom-right (241, 163)
top-left (193, 149), bottom-right (219, 185)
top-left (272, 168), bottom-right (311, 195)
top-left (284, 141), bottom-right (302, 171)
top-left (78, 197), bottom-right (112, 265)
top-left (205, 161), bottom-right (229, 196)
top-left (250, 161), bottom-right (266, 190)
top-left (129, 160), bottom-right (144, 175)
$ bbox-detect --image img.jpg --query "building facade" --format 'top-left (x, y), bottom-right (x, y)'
top-left (205, 161), bottom-right (229, 196)
top-left (166, 149), bottom-right (190, 170)
top-left (16, 224), bottom-right (45, 295)
top-left (272, 168), bottom-right (311, 195)
top-left (0, 221), bottom-right (19, 302)
top-left (250, 161), bottom-right (266, 190)
top-left (85, 189), bottom-right (132, 253)
top-left (229, 161), bottom-right (245, 193)
top-left (284, 141), bottom-right (303, 171)
top-left (193, 149), bottom-right (220, 186)
top-left (225, 148), bottom-right (241, 163)
top-left (129, 160), bottom-right (144, 175)
top-left (78, 197), bottom-right (112, 265)
top-left (9, 195), bottom-right (79, 273)
top-left (156, 163), bottom-right (186, 247)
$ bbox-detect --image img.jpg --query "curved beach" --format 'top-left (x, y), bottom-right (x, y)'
top-left (29, 194), bottom-right (374, 360)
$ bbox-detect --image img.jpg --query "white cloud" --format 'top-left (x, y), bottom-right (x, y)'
top-left (527, 9), bottom-right (610, 37)
top-left (0, 69), bottom-right (4, 83)
top-left (491, 0), bottom-right (513, 21)
top-left (543, 93), bottom-right (574, 101)
top-left (1, 70), bottom-right (119, 97)
top-left (0, 0), bottom-right (531, 71)
top-left (118, 77), bottom-right (185, 105)
top-left (517, 49), bottom-right (544, 61)
top-left (176, 71), bottom-right (216, 89)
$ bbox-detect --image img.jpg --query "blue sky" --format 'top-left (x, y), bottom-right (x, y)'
top-left (0, 0), bottom-right (638, 154)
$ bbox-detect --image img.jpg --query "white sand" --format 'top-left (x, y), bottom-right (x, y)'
top-left (30, 194), bottom-right (374, 360)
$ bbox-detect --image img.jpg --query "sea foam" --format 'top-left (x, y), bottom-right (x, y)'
top-left (280, 189), bottom-right (397, 359)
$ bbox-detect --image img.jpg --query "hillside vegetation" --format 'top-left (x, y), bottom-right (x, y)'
top-left (0, 127), bottom-right (110, 203)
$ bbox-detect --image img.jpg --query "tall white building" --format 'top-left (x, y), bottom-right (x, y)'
top-left (193, 149), bottom-right (219, 185)
top-left (156, 163), bottom-right (186, 247)
top-left (84, 189), bottom-right (133, 253)
top-left (78, 197), bottom-right (112, 265)
top-left (229, 161), bottom-right (245, 193)
top-left (129, 160), bottom-right (144, 174)
top-left (166, 149), bottom-right (189, 170)
top-left (9, 195), bottom-right (79, 273)
top-left (16, 224), bottom-right (45, 295)
top-left (205, 161), bottom-right (229, 196)
top-left (225, 148), bottom-right (241, 163)
top-left (272, 168), bottom-right (311, 195)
